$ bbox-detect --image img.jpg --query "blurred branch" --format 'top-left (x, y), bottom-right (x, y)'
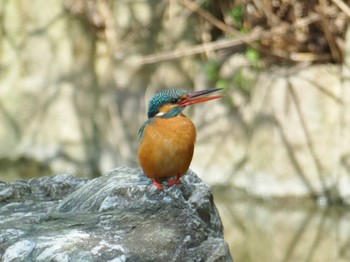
top-left (274, 117), bottom-right (318, 199)
top-left (281, 209), bottom-right (316, 262)
top-left (0, 101), bottom-right (21, 140)
top-left (300, 76), bottom-right (343, 105)
top-left (287, 79), bottom-right (327, 195)
top-left (138, 5), bottom-right (337, 64)
top-left (332, 0), bottom-right (350, 18)
top-left (97, 0), bottom-right (117, 51)
top-left (138, 28), bottom-right (263, 64)
top-left (319, 0), bottom-right (342, 62)
top-left (304, 210), bottom-right (327, 261)
top-left (176, 0), bottom-right (240, 35)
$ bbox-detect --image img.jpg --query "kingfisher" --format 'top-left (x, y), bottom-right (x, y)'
top-left (138, 88), bottom-right (224, 190)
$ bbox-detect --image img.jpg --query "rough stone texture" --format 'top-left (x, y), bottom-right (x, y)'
top-left (0, 167), bottom-right (232, 262)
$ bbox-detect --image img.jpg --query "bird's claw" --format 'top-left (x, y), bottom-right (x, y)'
top-left (168, 179), bottom-right (181, 187)
top-left (152, 177), bottom-right (181, 190)
top-left (153, 179), bottom-right (164, 190)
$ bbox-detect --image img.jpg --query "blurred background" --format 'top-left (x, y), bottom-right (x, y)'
top-left (1, 0), bottom-right (350, 261)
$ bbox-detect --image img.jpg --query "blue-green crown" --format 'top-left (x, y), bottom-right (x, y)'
top-left (147, 89), bottom-right (188, 118)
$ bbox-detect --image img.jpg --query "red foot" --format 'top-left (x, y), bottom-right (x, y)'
top-left (153, 179), bottom-right (164, 190)
top-left (168, 175), bottom-right (181, 187)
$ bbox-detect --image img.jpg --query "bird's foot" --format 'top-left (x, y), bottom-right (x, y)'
top-left (153, 179), bottom-right (164, 190)
top-left (168, 177), bottom-right (181, 187)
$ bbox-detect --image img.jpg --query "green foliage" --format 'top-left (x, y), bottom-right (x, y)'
top-left (204, 57), bottom-right (259, 94)
top-left (245, 47), bottom-right (260, 63)
top-left (204, 60), bottom-right (229, 89)
top-left (228, 5), bottom-right (244, 28)
top-left (205, 60), bottom-right (221, 82)
top-left (216, 79), bottom-right (229, 89)
top-left (233, 68), bottom-right (256, 96)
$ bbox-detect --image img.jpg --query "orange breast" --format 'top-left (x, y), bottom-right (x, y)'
top-left (138, 115), bottom-right (196, 180)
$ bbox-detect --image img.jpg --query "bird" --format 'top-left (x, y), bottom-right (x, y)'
top-left (138, 88), bottom-right (224, 190)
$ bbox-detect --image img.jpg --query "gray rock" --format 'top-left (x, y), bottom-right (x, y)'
top-left (0, 167), bottom-right (232, 262)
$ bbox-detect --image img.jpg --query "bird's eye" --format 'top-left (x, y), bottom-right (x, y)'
top-left (170, 98), bottom-right (180, 104)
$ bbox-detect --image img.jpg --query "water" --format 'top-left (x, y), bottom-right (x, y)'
top-left (213, 186), bottom-right (350, 262)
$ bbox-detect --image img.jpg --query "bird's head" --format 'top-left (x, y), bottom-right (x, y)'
top-left (147, 88), bottom-right (224, 118)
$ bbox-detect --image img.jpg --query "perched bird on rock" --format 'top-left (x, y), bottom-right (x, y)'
top-left (138, 88), bottom-right (223, 190)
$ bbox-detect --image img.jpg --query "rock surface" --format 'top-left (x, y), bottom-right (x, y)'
top-left (0, 167), bottom-right (232, 261)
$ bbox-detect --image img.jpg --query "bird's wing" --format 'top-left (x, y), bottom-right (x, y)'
top-left (138, 118), bottom-right (155, 143)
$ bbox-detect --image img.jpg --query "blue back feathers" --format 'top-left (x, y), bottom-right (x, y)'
top-left (147, 89), bottom-right (188, 118)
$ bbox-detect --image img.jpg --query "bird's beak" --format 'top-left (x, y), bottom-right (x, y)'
top-left (178, 88), bottom-right (224, 106)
